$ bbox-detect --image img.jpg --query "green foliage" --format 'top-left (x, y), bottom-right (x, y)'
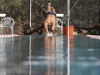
top-left (0, 0), bottom-right (29, 22)
top-left (0, 0), bottom-right (99, 26)
top-left (0, 0), bottom-right (99, 34)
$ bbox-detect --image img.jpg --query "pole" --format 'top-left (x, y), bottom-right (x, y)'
top-left (67, 0), bottom-right (70, 75)
top-left (67, 0), bottom-right (70, 35)
top-left (30, 0), bottom-right (32, 27)
top-left (99, 0), bottom-right (100, 24)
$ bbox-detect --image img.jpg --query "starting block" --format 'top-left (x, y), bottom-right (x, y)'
top-left (0, 14), bottom-right (6, 17)
top-left (56, 14), bottom-right (64, 17)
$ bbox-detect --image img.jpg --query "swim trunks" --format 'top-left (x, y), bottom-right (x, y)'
top-left (47, 12), bottom-right (56, 16)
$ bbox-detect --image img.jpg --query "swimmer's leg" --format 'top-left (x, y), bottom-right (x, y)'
top-left (47, 3), bottom-right (51, 12)
top-left (51, 7), bottom-right (56, 13)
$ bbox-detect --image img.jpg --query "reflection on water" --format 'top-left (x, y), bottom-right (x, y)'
top-left (44, 36), bottom-right (55, 75)
top-left (0, 38), bottom-right (6, 75)
top-left (0, 35), bottom-right (100, 75)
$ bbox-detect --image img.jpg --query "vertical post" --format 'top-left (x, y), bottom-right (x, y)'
top-left (30, 0), bottom-right (32, 27)
top-left (67, 0), bottom-right (70, 35)
top-left (29, 2), bottom-right (32, 74)
top-left (99, 0), bottom-right (100, 24)
top-left (67, 0), bottom-right (70, 75)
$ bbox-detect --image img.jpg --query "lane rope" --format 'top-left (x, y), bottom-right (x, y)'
top-left (0, 34), bottom-right (20, 38)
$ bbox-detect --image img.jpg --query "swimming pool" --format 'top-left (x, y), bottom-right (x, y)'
top-left (0, 35), bottom-right (100, 75)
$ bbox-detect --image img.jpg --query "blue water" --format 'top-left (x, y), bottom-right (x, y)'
top-left (0, 35), bottom-right (100, 75)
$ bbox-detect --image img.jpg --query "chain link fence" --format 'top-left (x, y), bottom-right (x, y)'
top-left (32, 0), bottom-right (99, 28)
top-left (70, 0), bottom-right (99, 28)
top-left (0, 0), bottom-right (100, 34)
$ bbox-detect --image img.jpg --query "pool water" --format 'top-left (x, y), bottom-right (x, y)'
top-left (0, 35), bottom-right (100, 75)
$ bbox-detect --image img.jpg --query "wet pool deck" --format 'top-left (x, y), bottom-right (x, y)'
top-left (0, 35), bottom-right (100, 75)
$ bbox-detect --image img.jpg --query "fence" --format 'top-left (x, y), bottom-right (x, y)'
top-left (0, 0), bottom-right (100, 34)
